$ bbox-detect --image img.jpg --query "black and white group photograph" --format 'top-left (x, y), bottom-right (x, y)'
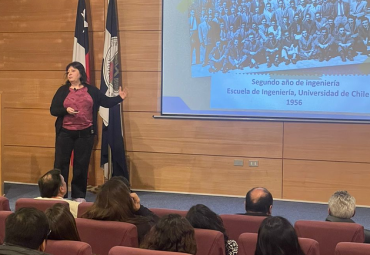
top-left (189, 0), bottom-right (370, 76)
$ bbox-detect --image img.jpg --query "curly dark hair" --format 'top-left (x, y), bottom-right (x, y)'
top-left (141, 214), bottom-right (197, 254)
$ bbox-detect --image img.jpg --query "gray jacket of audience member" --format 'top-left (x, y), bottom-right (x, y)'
top-left (0, 244), bottom-right (50, 255)
top-left (326, 215), bottom-right (370, 243)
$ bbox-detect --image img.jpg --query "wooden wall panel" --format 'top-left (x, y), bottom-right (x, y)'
top-left (0, 0), bottom-right (104, 33)
top-left (5, 108), bottom-right (282, 158)
top-left (3, 146), bottom-right (54, 183)
top-left (283, 159), bottom-right (370, 205)
top-left (3, 108), bottom-right (104, 150)
top-left (0, 71), bottom-right (101, 109)
top-left (284, 123), bottom-right (370, 163)
top-left (120, 31), bottom-right (161, 72)
top-left (122, 72), bottom-right (161, 112)
top-left (0, 32), bottom-right (103, 71)
top-left (118, 0), bottom-right (162, 31)
top-left (4, 109), bottom-right (55, 147)
top-left (3, 146), bottom-right (104, 186)
top-left (124, 112), bottom-right (283, 158)
top-left (130, 152), bottom-right (282, 197)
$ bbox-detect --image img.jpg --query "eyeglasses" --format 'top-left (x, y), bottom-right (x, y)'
top-left (47, 230), bottom-right (52, 238)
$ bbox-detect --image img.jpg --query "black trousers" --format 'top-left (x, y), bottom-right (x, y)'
top-left (54, 127), bottom-right (95, 199)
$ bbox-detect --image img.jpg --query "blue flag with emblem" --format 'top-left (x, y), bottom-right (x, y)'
top-left (99, 0), bottom-right (128, 180)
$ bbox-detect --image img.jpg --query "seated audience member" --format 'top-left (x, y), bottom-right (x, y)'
top-left (37, 169), bottom-right (80, 217)
top-left (255, 216), bottom-right (305, 255)
top-left (141, 214), bottom-right (197, 255)
top-left (186, 204), bottom-right (238, 255)
top-left (0, 208), bottom-right (50, 255)
top-left (243, 187), bottom-right (273, 216)
top-left (45, 203), bottom-right (81, 241)
top-left (326, 190), bottom-right (370, 243)
top-left (81, 177), bottom-right (158, 244)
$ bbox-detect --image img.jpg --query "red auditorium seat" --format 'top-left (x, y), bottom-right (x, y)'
top-left (194, 228), bottom-right (225, 255)
top-left (238, 233), bottom-right (320, 255)
top-left (0, 211), bottom-right (12, 244)
top-left (237, 233), bottom-right (257, 255)
top-left (298, 238), bottom-right (320, 255)
top-left (108, 246), bottom-right (191, 255)
top-left (335, 242), bottom-right (370, 255)
top-left (220, 214), bottom-right (266, 240)
top-left (149, 208), bottom-right (187, 217)
top-left (15, 198), bottom-right (69, 212)
top-left (0, 197), bottom-right (10, 211)
top-left (77, 202), bottom-right (93, 217)
top-left (75, 218), bottom-right (138, 255)
top-left (295, 220), bottom-right (364, 255)
top-left (45, 240), bottom-right (92, 255)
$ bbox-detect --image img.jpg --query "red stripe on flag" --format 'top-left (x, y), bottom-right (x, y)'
top-left (85, 52), bottom-right (90, 83)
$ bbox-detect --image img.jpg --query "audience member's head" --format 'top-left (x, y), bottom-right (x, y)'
top-left (115, 176), bottom-right (131, 191)
top-left (186, 204), bottom-right (229, 245)
top-left (245, 187), bottom-right (273, 215)
top-left (45, 203), bottom-right (81, 241)
top-left (255, 216), bottom-right (304, 255)
top-left (328, 190), bottom-right (356, 219)
top-left (81, 176), bottom-right (145, 224)
top-left (38, 169), bottom-right (66, 198)
top-left (5, 208), bottom-right (50, 251)
top-left (141, 214), bottom-right (197, 254)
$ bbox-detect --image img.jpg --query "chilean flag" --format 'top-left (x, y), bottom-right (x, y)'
top-left (73, 0), bottom-right (90, 82)
top-left (71, 0), bottom-right (90, 166)
top-left (99, 0), bottom-right (128, 180)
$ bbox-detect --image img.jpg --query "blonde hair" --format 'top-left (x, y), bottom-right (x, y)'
top-left (328, 190), bottom-right (356, 219)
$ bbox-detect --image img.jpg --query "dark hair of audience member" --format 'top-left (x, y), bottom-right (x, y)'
top-left (45, 203), bottom-right (81, 241)
top-left (5, 207), bottom-right (49, 250)
top-left (114, 175), bottom-right (132, 191)
top-left (141, 214), bottom-right (197, 255)
top-left (186, 204), bottom-right (229, 247)
top-left (81, 176), bottom-right (148, 225)
top-left (38, 169), bottom-right (62, 197)
top-left (245, 187), bottom-right (273, 214)
top-left (255, 216), bottom-right (304, 255)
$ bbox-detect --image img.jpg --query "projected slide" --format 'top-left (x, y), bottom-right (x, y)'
top-left (162, 0), bottom-right (370, 121)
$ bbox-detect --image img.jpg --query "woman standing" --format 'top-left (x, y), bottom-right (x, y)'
top-left (50, 62), bottom-right (127, 202)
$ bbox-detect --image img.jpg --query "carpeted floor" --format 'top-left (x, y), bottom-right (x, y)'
top-left (4, 182), bottom-right (370, 229)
